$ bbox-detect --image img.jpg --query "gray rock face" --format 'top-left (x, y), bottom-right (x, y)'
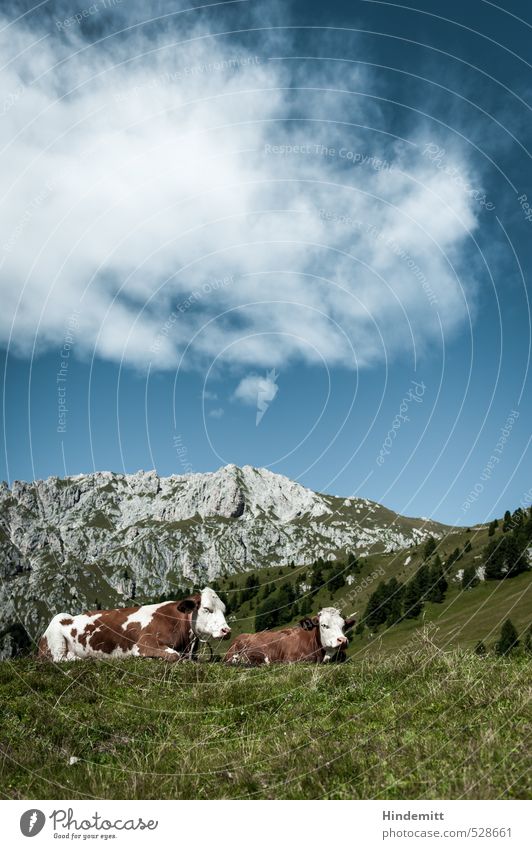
top-left (0, 465), bottom-right (446, 646)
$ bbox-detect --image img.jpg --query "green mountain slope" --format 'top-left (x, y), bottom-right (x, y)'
top-left (211, 520), bottom-right (531, 654)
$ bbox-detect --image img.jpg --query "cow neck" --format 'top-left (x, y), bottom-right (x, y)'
top-left (307, 625), bottom-right (325, 661)
top-left (185, 610), bottom-right (199, 658)
top-left (166, 606), bottom-right (198, 657)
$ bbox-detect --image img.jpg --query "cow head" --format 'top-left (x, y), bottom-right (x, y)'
top-left (178, 587), bottom-right (231, 641)
top-left (317, 607), bottom-right (349, 654)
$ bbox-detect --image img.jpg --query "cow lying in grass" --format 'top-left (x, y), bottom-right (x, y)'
top-left (225, 608), bottom-right (356, 665)
top-left (38, 587), bottom-right (230, 662)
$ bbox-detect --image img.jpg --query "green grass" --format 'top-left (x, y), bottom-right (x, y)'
top-left (1, 646), bottom-right (530, 800)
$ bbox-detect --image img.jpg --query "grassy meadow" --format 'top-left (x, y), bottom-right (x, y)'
top-left (1, 643), bottom-right (530, 800)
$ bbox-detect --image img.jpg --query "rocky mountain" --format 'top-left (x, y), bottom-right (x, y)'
top-left (0, 464), bottom-right (449, 647)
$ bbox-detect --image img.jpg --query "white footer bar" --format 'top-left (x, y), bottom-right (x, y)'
top-left (2, 799), bottom-right (530, 848)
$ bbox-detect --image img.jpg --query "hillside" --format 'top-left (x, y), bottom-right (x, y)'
top-left (210, 519), bottom-right (531, 654)
top-left (0, 465), bottom-right (448, 645)
top-left (1, 648), bottom-right (529, 799)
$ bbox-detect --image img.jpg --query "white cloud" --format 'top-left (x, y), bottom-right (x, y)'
top-left (233, 369), bottom-right (279, 424)
top-left (233, 372), bottom-right (278, 405)
top-left (233, 375), bottom-right (260, 405)
top-left (208, 407), bottom-right (224, 419)
top-left (0, 7), bottom-right (481, 376)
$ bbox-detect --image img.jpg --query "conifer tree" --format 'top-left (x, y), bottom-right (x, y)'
top-left (423, 535), bottom-right (437, 560)
top-left (385, 578), bottom-right (405, 625)
top-left (461, 564), bottom-right (479, 590)
top-left (402, 576), bottom-right (424, 619)
top-left (444, 547), bottom-right (461, 573)
top-left (346, 551), bottom-right (361, 573)
top-left (327, 560), bottom-right (347, 592)
top-left (310, 563), bottom-right (324, 595)
top-left (363, 582), bottom-right (389, 628)
top-left (495, 619), bottom-right (519, 655)
top-left (427, 561), bottom-right (448, 602)
top-left (512, 508), bottom-right (524, 528)
top-left (484, 538), bottom-right (506, 580)
top-left (299, 595), bottom-right (312, 616)
top-left (416, 563), bottom-right (432, 597)
top-left (260, 582), bottom-right (273, 601)
top-left (255, 595), bottom-right (280, 632)
top-left (505, 533), bottom-right (529, 577)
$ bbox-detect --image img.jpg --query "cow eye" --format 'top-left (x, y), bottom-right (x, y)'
top-left (203, 607), bottom-right (213, 613)
top-left (322, 624), bottom-right (329, 629)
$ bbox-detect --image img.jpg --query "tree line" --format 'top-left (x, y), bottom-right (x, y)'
top-left (482, 507), bottom-right (532, 580)
top-left (361, 535), bottom-right (450, 630)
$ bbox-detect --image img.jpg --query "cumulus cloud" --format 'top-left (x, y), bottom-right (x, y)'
top-left (0, 2), bottom-right (481, 375)
top-left (233, 371), bottom-right (278, 404)
top-left (234, 370), bottom-right (279, 424)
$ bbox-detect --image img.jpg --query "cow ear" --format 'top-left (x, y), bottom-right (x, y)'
top-left (177, 597), bottom-right (199, 613)
top-left (298, 617), bottom-right (314, 630)
top-left (343, 617), bottom-right (356, 631)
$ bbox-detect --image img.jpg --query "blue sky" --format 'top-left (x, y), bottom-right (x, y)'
top-left (1, 0), bottom-right (531, 525)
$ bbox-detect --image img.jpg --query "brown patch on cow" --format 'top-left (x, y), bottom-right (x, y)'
top-left (70, 628), bottom-right (77, 637)
top-left (60, 617), bottom-right (73, 625)
top-left (78, 622), bottom-right (97, 647)
top-left (38, 636), bottom-right (52, 660)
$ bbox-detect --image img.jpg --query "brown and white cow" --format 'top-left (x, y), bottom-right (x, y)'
top-left (225, 607), bottom-right (355, 665)
top-left (38, 587), bottom-right (230, 662)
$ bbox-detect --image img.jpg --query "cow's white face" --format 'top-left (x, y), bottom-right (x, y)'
top-left (193, 587), bottom-right (231, 641)
top-left (318, 607), bottom-right (348, 652)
